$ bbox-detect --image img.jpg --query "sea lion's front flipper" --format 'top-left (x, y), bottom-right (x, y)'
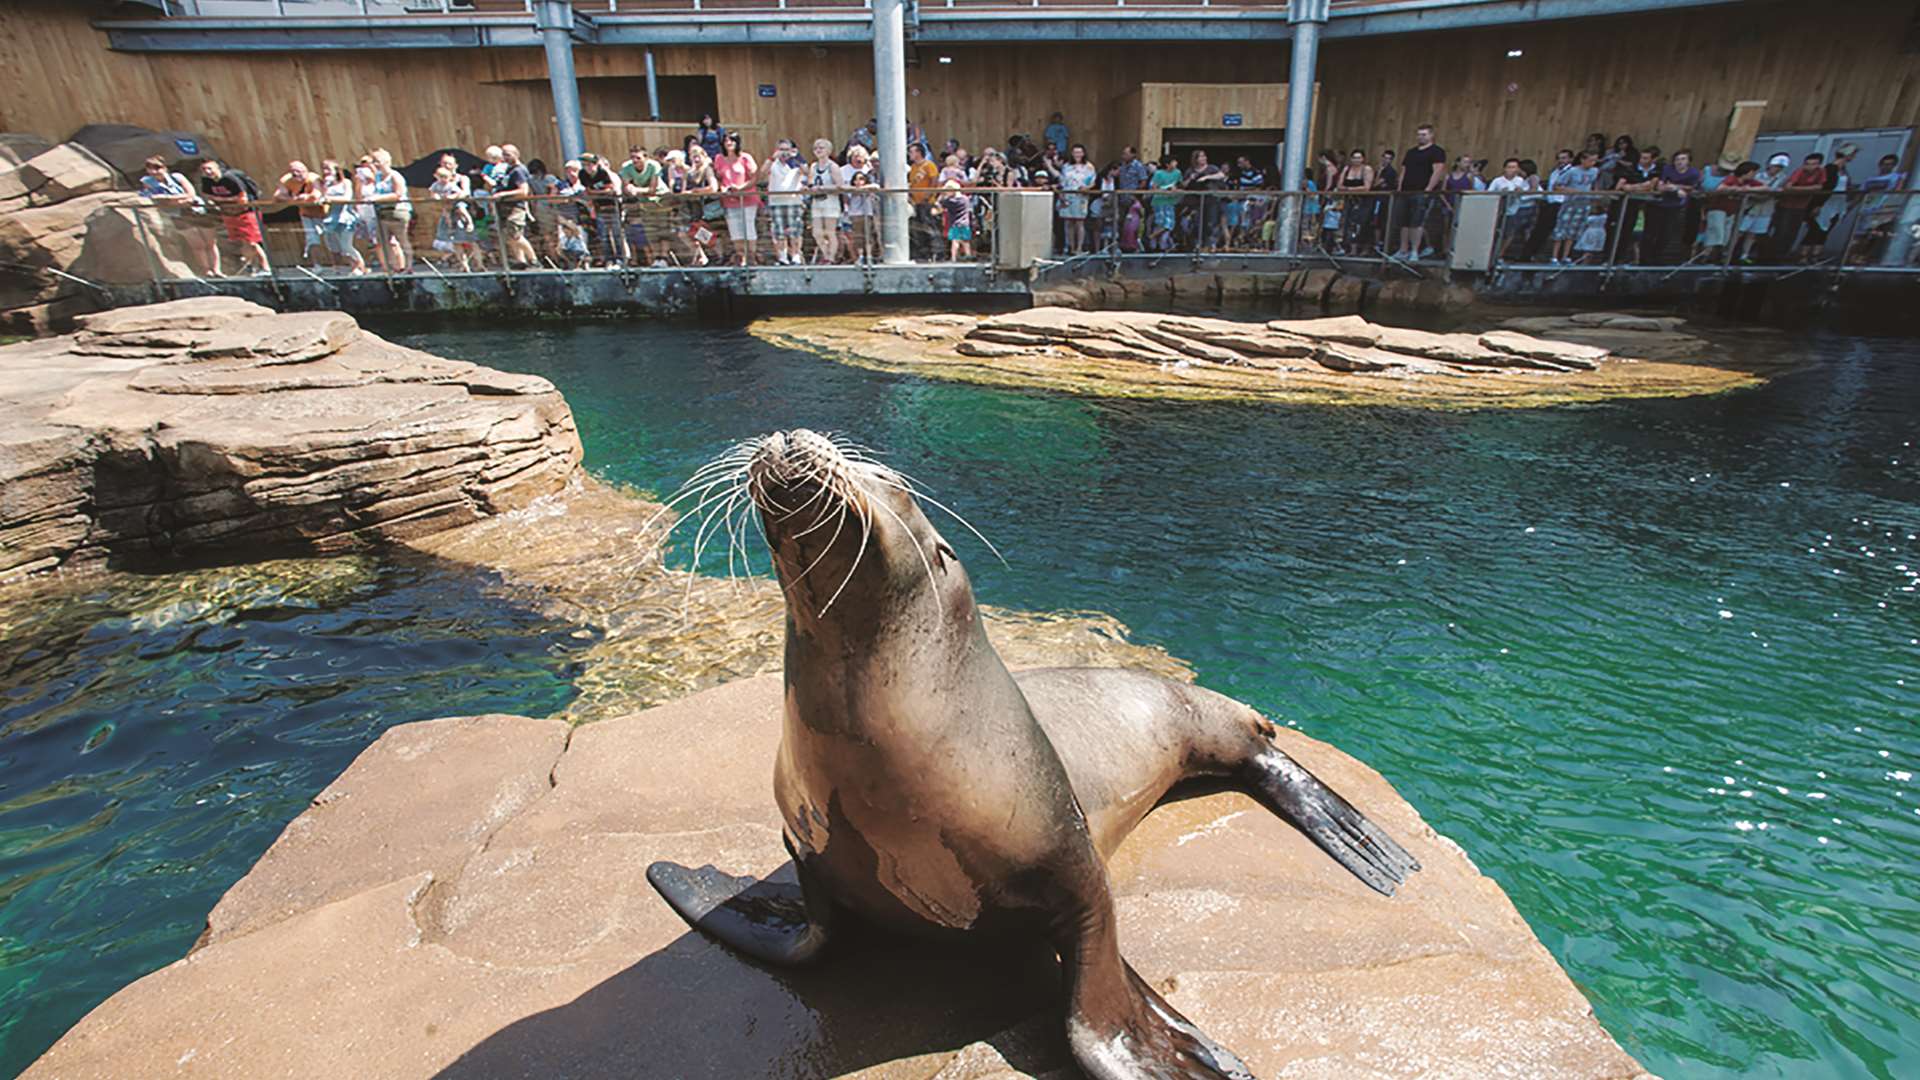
top-left (1065, 956), bottom-right (1256, 1080)
top-left (1245, 748), bottom-right (1421, 896)
top-left (645, 853), bottom-right (834, 966)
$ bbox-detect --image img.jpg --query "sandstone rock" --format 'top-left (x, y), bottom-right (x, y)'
top-left (188, 311), bottom-right (360, 364)
top-left (955, 339), bottom-right (1038, 358)
top-left (969, 328), bottom-right (1052, 347)
top-left (74, 295), bottom-right (272, 335)
top-left (1131, 323), bottom-right (1248, 364)
top-left (1157, 319), bottom-right (1317, 359)
top-left (25, 673), bottom-right (1644, 1080)
top-left (1480, 330), bottom-right (1609, 370)
top-left (0, 192), bottom-right (188, 294)
top-left (1066, 336), bottom-right (1183, 364)
top-left (0, 298), bottom-right (581, 577)
top-left (1269, 313), bottom-right (1380, 347)
top-left (1313, 342), bottom-right (1392, 372)
top-left (0, 132), bottom-right (54, 168)
top-left (870, 315), bottom-right (976, 341)
top-left (13, 142), bottom-right (117, 204)
top-left (1373, 325), bottom-right (1508, 365)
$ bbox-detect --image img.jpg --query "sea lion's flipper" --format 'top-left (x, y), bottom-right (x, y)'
top-left (1246, 748), bottom-right (1421, 896)
top-left (1064, 955), bottom-right (1256, 1079)
top-left (645, 857), bottom-right (833, 966)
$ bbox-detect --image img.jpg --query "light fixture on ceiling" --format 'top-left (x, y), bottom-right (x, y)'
top-left (1506, 48), bottom-right (1524, 58)
top-left (938, 56), bottom-right (953, 64)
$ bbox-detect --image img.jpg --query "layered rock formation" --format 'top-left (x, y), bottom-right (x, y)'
top-left (0, 127), bottom-right (206, 332)
top-left (755, 306), bottom-right (1772, 408)
top-left (0, 296), bottom-right (582, 578)
top-left (27, 673), bottom-right (1648, 1079)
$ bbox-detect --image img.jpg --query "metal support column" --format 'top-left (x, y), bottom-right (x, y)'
top-left (871, 0), bottom-right (911, 265)
top-left (644, 46), bottom-right (661, 121)
top-left (537, 0), bottom-right (586, 162)
top-left (1275, 0), bottom-right (1327, 256)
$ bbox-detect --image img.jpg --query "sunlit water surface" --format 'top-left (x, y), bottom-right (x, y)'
top-left (0, 314), bottom-right (1914, 1079)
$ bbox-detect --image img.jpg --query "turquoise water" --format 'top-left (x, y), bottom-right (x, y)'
top-left (0, 556), bottom-right (586, 1076)
top-left (381, 318), bottom-right (1917, 1079)
top-left (0, 314), bottom-right (1913, 1079)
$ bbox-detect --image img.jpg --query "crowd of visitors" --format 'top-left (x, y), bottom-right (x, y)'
top-left (134, 111), bottom-right (1914, 276)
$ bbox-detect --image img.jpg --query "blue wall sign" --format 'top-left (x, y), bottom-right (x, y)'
top-left (174, 138), bottom-right (199, 155)
top-left (1221, 114), bottom-right (1244, 128)
top-left (757, 84), bottom-right (777, 98)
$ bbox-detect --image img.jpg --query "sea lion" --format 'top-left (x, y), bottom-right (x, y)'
top-left (648, 429), bottom-right (1418, 1079)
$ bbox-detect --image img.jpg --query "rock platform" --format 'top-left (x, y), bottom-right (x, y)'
top-left (27, 673), bottom-right (1649, 1080)
top-left (0, 296), bottom-right (582, 578)
top-left (753, 307), bottom-right (1773, 408)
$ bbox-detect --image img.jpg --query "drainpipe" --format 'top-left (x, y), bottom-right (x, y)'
top-left (644, 46), bottom-right (661, 121)
top-left (1276, 0), bottom-right (1328, 256)
top-left (537, 0), bottom-right (586, 162)
top-left (871, 0), bottom-right (911, 265)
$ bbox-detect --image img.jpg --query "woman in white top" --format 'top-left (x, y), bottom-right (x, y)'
top-left (804, 138), bottom-right (843, 265)
top-left (1057, 144), bottom-right (1097, 255)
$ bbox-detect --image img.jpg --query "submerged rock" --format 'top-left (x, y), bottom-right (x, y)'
top-left (27, 673), bottom-right (1647, 1080)
top-left (0, 297), bottom-right (581, 578)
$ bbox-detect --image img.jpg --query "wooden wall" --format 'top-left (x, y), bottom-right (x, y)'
top-left (1312, 1), bottom-right (1920, 168)
top-left (3, 0), bottom-right (1915, 182)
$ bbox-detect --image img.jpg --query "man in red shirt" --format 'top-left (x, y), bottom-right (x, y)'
top-left (1773, 152), bottom-right (1829, 262)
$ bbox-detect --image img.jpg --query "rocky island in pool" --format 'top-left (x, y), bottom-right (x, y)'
top-left (3, 299), bottom-right (1649, 1078)
top-left (755, 306), bottom-right (1784, 408)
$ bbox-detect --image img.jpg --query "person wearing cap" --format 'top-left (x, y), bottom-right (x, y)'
top-left (1734, 152), bottom-right (1792, 262)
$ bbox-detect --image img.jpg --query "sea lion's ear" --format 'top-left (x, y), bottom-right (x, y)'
top-left (933, 541), bottom-right (958, 570)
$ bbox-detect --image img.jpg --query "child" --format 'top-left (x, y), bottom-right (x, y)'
top-left (1574, 210), bottom-right (1609, 261)
top-left (557, 217), bottom-right (589, 268)
top-left (940, 179), bottom-right (973, 261)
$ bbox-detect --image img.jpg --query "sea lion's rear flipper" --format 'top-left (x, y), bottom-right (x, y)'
top-left (1245, 748), bottom-right (1421, 896)
top-left (645, 856), bottom-right (834, 967)
top-left (1065, 955), bottom-right (1256, 1080)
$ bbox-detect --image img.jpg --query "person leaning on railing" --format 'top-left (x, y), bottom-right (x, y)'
top-left (682, 145), bottom-right (722, 267)
top-left (764, 139), bottom-right (809, 267)
top-left (363, 149), bottom-right (413, 273)
top-left (805, 138), bottom-right (844, 266)
top-left (317, 159), bottom-right (367, 276)
top-left (274, 160), bottom-right (328, 268)
top-left (138, 154), bottom-right (220, 277)
top-left (197, 158), bottom-right (269, 276)
top-left (491, 144), bottom-right (539, 269)
top-left (619, 145), bottom-right (670, 268)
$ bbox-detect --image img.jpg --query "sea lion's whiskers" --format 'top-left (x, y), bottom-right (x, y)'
top-left (860, 471), bottom-right (1008, 568)
top-left (819, 487), bottom-right (874, 617)
top-left (866, 493), bottom-right (943, 614)
top-left (640, 471), bottom-right (741, 542)
top-left (678, 476), bottom-right (750, 620)
top-left (786, 500), bottom-right (851, 595)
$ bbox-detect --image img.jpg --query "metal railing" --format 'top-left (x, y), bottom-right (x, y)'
top-left (119, 183), bottom-right (1920, 290)
top-left (1071, 186), bottom-right (1920, 276)
top-left (144, 0), bottom-right (1495, 17)
top-left (127, 187), bottom-right (1003, 284)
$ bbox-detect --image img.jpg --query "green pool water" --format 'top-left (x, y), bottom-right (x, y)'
top-left (386, 318), bottom-right (1918, 1079)
top-left (0, 312), bottom-right (1913, 1078)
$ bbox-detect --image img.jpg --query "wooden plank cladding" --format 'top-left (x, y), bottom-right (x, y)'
top-left (2, 1), bottom-right (1914, 182)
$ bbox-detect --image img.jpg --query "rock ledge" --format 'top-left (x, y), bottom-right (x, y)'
top-left (1, 297), bottom-right (582, 578)
top-left (28, 674), bottom-right (1648, 1079)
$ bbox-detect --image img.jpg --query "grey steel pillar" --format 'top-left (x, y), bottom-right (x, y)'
top-left (537, 0), bottom-right (586, 162)
top-left (1275, 0), bottom-right (1328, 256)
top-left (870, 0), bottom-right (911, 265)
top-left (644, 46), bottom-right (661, 121)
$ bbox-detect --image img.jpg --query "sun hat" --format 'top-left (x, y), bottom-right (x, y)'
top-left (1717, 151), bottom-right (1742, 171)
top-left (1835, 142), bottom-right (1860, 159)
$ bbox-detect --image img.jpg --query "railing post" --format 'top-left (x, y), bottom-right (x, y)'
top-left (644, 46), bottom-right (661, 121)
top-left (537, 1), bottom-right (586, 163)
top-left (871, 0), bottom-right (911, 265)
top-left (1274, 0), bottom-right (1328, 256)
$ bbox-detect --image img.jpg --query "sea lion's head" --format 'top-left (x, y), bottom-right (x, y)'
top-left (740, 429), bottom-right (979, 632)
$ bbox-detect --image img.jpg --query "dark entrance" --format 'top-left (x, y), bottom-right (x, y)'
top-left (1160, 126), bottom-right (1283, 172)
